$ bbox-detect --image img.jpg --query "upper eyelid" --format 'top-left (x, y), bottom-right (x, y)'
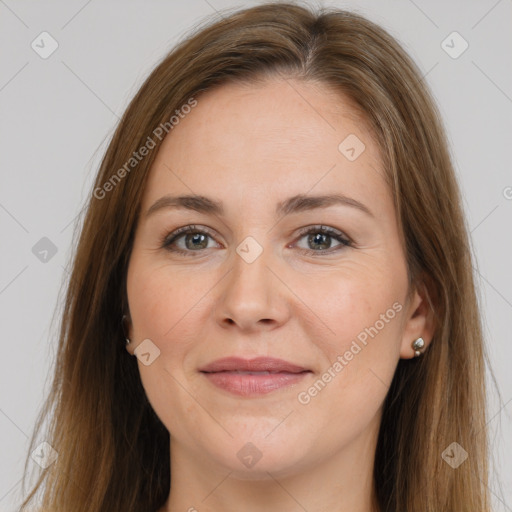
top-left (165, 224), bottom-right (348, 238)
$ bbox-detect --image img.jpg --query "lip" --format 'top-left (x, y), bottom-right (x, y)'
top-left (199, 356), bottom-right (309, 373)
top-left (199, 357), bottom-right (312, 397)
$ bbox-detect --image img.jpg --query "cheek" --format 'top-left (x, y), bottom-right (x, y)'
top-left (293, 277), bottom-right (403, 440)
top-left (298, 260), bottom-right (405, 351)
top-left (126, 258), bottom-right (202, 426)
top-left (298, 263), bottom-right (405, 403)
top-left (127, 257), bottom-right (198, 350)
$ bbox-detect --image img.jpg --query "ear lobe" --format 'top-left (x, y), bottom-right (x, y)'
top-left (399, 280), bottom-right (436, 359)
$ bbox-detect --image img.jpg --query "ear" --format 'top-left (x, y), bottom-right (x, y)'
top-left (399, 278), bottom-right (436, 359)
top-left (123, 314), bottom-right (135, 356)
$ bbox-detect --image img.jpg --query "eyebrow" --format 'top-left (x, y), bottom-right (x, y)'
top-left (145, 193), bottom-right (374, 219)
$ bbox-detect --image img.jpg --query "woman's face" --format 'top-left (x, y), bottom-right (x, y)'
top-left (126, 78), bottom-right (429, 478)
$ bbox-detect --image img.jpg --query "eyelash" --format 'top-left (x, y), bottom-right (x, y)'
top-left (160, 224), bottom-right (353, 257)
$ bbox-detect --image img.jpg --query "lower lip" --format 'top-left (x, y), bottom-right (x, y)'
top-left (201, 371), bottom-right (311, 396)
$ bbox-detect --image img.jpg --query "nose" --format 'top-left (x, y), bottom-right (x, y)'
top-left (215, 243), bottom-right (290, 333)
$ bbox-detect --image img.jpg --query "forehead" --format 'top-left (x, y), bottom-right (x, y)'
top-left (141, 78), bottom-right (387, 215)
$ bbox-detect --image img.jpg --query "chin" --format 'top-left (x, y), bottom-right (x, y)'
top-left (221, 452), bottom-right (311, 481)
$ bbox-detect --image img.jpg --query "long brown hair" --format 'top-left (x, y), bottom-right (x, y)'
top-left (20, 2), bottom-right (492, 510)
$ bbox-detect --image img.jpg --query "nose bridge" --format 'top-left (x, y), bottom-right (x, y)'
top-left (229, 235), bottom-right (273, 302)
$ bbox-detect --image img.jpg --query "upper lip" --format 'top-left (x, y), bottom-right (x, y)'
top-left (199, 357), bottom-right (310, 373)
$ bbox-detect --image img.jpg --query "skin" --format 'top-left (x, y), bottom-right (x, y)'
top-left (125, 78), bottom-right (434, 512)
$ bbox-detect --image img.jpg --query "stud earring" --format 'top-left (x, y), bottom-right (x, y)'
top-left (122, 315), bottom-right (131, 345)
top-left (412, 337), bottom-right (425, 357)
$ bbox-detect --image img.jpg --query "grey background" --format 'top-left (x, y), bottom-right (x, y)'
top-left (0, 0), bottom-right (511, 510)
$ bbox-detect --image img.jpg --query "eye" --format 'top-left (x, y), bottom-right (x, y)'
top-left (293, 225), bottom-right (352, 255)
top-left (161, 225), bottom-right (220, 256)
top-left (161, 224), bottom-right (352, 257)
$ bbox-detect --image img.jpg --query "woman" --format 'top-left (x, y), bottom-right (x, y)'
top-left (20, 2), bottom-right (492, 511)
